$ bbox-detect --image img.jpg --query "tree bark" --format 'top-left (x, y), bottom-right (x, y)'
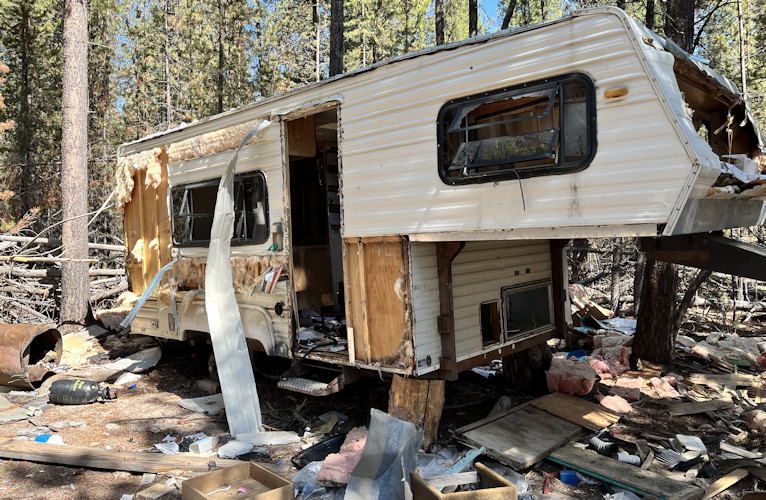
top-left (60, 0), bottom-right (89, 330)
top-left (645, 0), bottom-right (655, 30)
top-left (435, 0), bottom-right (444, 44)
top-left (672, 269), bottom-right (711, 333)
top-left (468, 0), bottom-right (478, 37)
top-left (664, 0), bottom-right (695, 52)
top-left (631, 259), bottom-right (677, 366)
top-left (633, 251), bottom-right (645, 315)
top-left (501, 0), bottom-right (517, 29)
top-left (329, 0), bottom-right (344, 76)
top-left (610, 239), bottom-right (622, 313)
top-left (216, 0), bottom-right (225, 113)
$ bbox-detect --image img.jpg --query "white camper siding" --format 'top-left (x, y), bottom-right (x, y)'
top-left (337, 13), bottom-right (691, 238)
top-left (123, 10), bottom-right (697, 240)
top-left (167, 124), bottom-right (284, 255)
top-left (452, 240), bottom-right (551, 359)
top-left (410, 242), bottom-right (441, 375)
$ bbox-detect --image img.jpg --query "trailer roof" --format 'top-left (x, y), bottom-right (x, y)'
top-left (120, 7), bottom-right (752, 154)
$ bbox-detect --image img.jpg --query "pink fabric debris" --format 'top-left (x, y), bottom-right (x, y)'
top-left (596, 394), bottom-right (634, 413)
top-left (546, 357), bottom-right (597, 395)
top-left (316, 427), bottom-right (368, 485)
top-left (648, 377), bottom-right (680, 399)
top-left (610, 376), bottom-right (643, 401)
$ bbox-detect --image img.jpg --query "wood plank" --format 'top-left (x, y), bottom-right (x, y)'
top-left (530, 392), bottom-right (620, 430)
top-left (436, 241), bottom-right (464, 381)
top-left (702, 469), bottom-right (748, 500)
top-left (688, 373), bottom-right (755, 387)
top-left (0, 439), bottom-right (287, 476)
top-left (345, 238), bottom-right (411, 365)
top-left (665, 399), bottom-right (734, 416)
top-left (287, 115), bottom-right (316, 157)
top-left (549, 445), bottom-right (703, 500)
top-left (459, 406), bottom-right (581, 468)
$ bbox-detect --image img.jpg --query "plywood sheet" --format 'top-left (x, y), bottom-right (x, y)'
top-left (344, 237), bottom-right (412, 366)
top-left (287, 115), bottom-right (316, 157)
top-left (458, 406), bottom-right (581, 468)
top-left (549, 444), bottom-right (703, 500)
top-left (530, 392), bottom-right (620, 430)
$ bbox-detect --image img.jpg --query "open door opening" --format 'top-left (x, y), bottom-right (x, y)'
top-left (285, 107), bottom-right (348, 364)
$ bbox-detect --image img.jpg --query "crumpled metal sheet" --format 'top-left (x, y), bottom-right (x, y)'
top-left (204, 119), bottom-right (272, 437)
top-left (0, 323), bottom-right (62, 389)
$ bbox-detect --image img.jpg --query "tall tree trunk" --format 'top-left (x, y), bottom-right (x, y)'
top-left (672, 269), bottom-right (711, 333)
top-left (737, 0), bottom-right (747, 95)
top-left (633, 251), bottom-right (645, 315)
top-left (435, 0), bottom-right (444, 44)
top-left (18, 2), bottom-right (31, 214)
top-left (164, 0), bottom-right (172, 125)
top-left (469, 0), bottom-right (478, 36)
top-left (501, 0), bottom-right (517, 29)
top-left (329, 0), bottom-right (344, 76)
top-left (610, 239), bottom-right (622, 313)
top-left (216, 0), bottom-right (224, 113)
top-left (645, 0), bottom-right (655, 30)
top-left (60, 0), bottom-right (89, 330)
top-left (664, 0), bottom-right (695, 52)
top-left (631, 259), bottom-right (677, 366)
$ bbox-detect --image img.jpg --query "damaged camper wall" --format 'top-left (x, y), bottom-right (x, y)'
top-left (115, 7), bottom-right (764, 387)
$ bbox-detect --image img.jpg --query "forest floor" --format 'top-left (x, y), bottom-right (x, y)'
top-left (0, 310), bottom-right (764, 499)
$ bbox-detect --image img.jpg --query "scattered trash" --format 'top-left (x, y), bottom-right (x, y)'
top-left (238, 431), bottom-right (301, 446)
top-left (154, 435), bottom-right (180, 455)
top-left (316, 426), bottom-right (368, 485)
top-left (292, 433), bottom-right (347, 469)
top-left (48, 379), bottom-right (117, 405)
top-left (33, 434), bottom-right (63, 444)
top-left (189, 436), bottom-right (219, 455)
top-left (178, 393), bottom-right (225, 416)
top-left (558, 469), bottom-right (579, 485)
top-left (113, 372), bottom-right (141, 386)
top-left (345, 408), bottom-right (423, 500)
top-left (216, 440), bottom-right (253, 459)
top-left (546, 357), bottom-right (597, 395)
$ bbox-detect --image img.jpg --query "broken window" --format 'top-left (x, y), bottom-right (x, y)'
top-left (501, 281), bottom-right (553, 340)
top-left (438, 73), bottom-right (596, 184)
top-left (171, 172), bottom-right (269, 246)
top-left (480, 301), bottom-right (501, 345)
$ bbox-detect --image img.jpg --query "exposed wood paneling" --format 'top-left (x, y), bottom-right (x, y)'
top-left (436, 241), bottom-right (463, 380)
top-left (287, 115), bottom-right (316, 158)
top-left (344, 237), bottom-right (413, 367)
top-left (388, 374), bottom-right (445, 449)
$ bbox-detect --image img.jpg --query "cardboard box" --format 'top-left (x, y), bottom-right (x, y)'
top-left (182, 462), bottom-right (293, 500)
top-left (410, 462), bottom-right (517, 500)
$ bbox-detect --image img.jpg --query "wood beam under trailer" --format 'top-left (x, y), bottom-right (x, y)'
top-left (641, 233), bottom-right (766, 280)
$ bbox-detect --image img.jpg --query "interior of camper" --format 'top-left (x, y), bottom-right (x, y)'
top-left (285, 107), bottom-right (349, 364)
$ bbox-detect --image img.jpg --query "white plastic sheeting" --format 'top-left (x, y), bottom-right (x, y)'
top-left (204, 119), bottom-right (271, 437)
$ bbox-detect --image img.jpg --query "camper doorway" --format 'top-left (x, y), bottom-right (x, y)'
top-left (285, 108), bottom-right (348, 362)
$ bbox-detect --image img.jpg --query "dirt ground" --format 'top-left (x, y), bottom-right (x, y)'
top-left (0, 329), bottom-right (763, 499)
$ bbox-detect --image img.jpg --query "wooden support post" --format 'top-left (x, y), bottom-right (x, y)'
top-left (388, 374), bottom-right (445, 449)
top-left (549, 239), bottom-right (570, 346)
top-left (436, 241), bottom-right (464, 381)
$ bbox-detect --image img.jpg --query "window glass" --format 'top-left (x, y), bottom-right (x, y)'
top-left (502, 282), bottom-right (552, 340)
top-left (438, 74), bottom-right (595, 184)
top-left (171, 172), bottom-right (269, 246)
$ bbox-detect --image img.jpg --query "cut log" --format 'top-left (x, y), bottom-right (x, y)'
top-left (89, 282), bottom-right (129, 302)
top-left (388, 374), bottom-right (445, 449)
top-left (0, 266), bottom-right (125, 278)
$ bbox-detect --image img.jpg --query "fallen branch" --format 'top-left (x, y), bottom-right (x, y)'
top-left (0, 234), bottom-right (124, 252)
top-left (89, 282), bottom-right (128, 302)
top-left (0, 266), bottom-right (125, 278)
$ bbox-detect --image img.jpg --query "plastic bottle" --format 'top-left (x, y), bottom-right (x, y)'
top-left (48, 379), bottom-right (117, 405)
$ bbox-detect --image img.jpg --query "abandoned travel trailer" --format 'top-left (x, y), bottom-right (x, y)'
top-left (115, 7), bottom-right (765, 398)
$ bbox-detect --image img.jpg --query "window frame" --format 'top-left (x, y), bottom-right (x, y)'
top-left (500, 279), bottom-right (554, 341)
top-left (170, 170), bottom-right (270, 248)
top-left (436, 72), bottom-right (597, 185)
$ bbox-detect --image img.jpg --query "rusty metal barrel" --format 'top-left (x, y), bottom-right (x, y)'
top-left (0, 323), bottom-right (62, 388)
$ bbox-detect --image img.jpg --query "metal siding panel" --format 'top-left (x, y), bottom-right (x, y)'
top-left (452, 241), bottom-right (551, 358)
top-left (339, 14), bottom-right (690, 237)
top-left (410, 242), bottom-right (441, 374)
